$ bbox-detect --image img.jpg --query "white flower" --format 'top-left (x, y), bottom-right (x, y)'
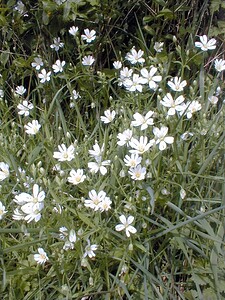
top-left (38, 69), bottom-right (51, 83)
top-left (100, 109), bottom-right (116, 123)
top-left (115, 215), bottom-right (137, 237)
top-left (14, 184), bottom-right (45, 205)
top-left (50, 37), bottom-right (64, 51)
top-left (53, 144), bottom-right (75, 162)
top-left (180, 188), bottom-right (186, 199)
top-left (208, 95), bottom-right (219, 105)
top-left (117, 129), bottom-right (133, 146)
top-left (68, 169), bottom-right (86, 185)
top-left (195, 35), bottom-right (216, 51)
top-left (14, 0), bottom-right (26, 14)
top-left (0, 162), bottom-right (10, 181)
top-left (15, 85), bottom-right (26, 96)
top-left (154, 42), bottom-right (164, 53)
top-left (140, 67), bottom-right (162, 90)
top-left (153, 126), bottom-right (174, 151)
top-left (31, 56), bottom-right (44, 70)
top-left (126, 48), bottom-right (145, 64)
top-left (88, 158), bottom-right (111, 175)
top-left (24, 120), bottom-right (41, 135)
top-left (128, 164), bottom-right (146, 180)
top-left (34, 248), bottom-right (49, 265)
top-left (129, 136), bottom-right (154, 154)
top-left (53, 203), bottom-right (63, 214)
top-left (82, 55), bottom-right (95, 66)
top-left (81, 29), bottom-right (96, 43)
top-left (84, 190), bottom-right (108, 211)
top-left (12, 208), bottom-right (24, 221)
top-left (123, 74), bottom-right (146, 92)
top-left (70, 89), bottom-right (81, 100)
top-left (0, 201), bottom-right (7, 220)
top-left (120, 67), bottom-right (133, 79)
top-left (21, 202), bottom-right (44, 223)
top-left (180, 131), bottom-right (194, 140)
top-left (88, 142), bottom-right (104, 159)
top-left (83, 239), bottom-right (98, 258)
top-left (17, 100), bottom-right (34, 116)
top-left (13, 184), bottom-right (45, 223)
top-left (185, 101), bottom-right (202, 119)
top-left (124, 153), bottom-right (142, 168)
top-left (63, 229), bottom-right (77, 250)
top-left (52, 59), bottom-right (66, 73)
top-left (160, 93), bottom-right (185, 116)
top-left (113, 61), bottom-right (122, 69)
top-left (59, 226), bottom-right (68, 240)
top-left (214, 59), bottom-right (225, 72)
top-left (131, 111), bottom-right (154, 130)
top-left (98, 196), bottom-right (112, 212)
top-left (167, 77), bottom-right (187, 92)
top-left (69, 26), bottom-right (79, 36)
top-left (0, 89), bottom-right (4, 98)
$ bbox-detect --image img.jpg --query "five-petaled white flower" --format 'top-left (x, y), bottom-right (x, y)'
top-left (123, 74), bottom-right (146, 92)
top-left (68, 169), bottom-right (86, 185)
top-left (82, 55), bottom-right (95, 66)
top-left (0, 162), bottom-right (10, 181)
top-left (69, 26), bottom-right (79, 36)
top-left (167, 77), bottom-right (187, 92)
top-left (100, 109), bottom-right (116, 124)
top-left (15, 85), bottom-right (26, 96)
top-left (84, 190), bottom-right (110, 212)
top-left (129, 136), bottom-right (154, 154)
top-left (88, 157), bottom-right (111, 175)
top-left (115, 215), bottom-right (137, 237)
top-left (13, 184), bottom-right (45, 223)
top-left (153, 126), bottom-right (174, 151)
top-left (131, 111), bottom-right (154, 130)
top-left (24, 120), bottom-right (41, 135)
top-left (117, 129), bottom-right (133, 146)
top-left (38, 69), bottom-right (51, 83)
top-left (0, 201), bottom-right (7, 219)
top-left (53, 144), bottom-right (75, 162)
top-left (126, 48), bottom-right (145, 64)
top-left (31, 56), bottom-right (44, 70)
top-left (195, 35), bottom-right (216, 51)
top-left (83, 239), bottom-right (98, 258)
top-left (185, 100), bottom-right (202, 119)
top-left (81, 29), bottom-right (96, 43)
top-left (52, 59), bottom-right (66, 73)
top-left (140, 67), bottom-right (162, 90)
top-left (128, 164), bottom-right (146, 181)
top-left (50, 37), bottom-right (64, 51)
top-left (120, 67), bottom-right (133, 80)
top-left (17, 100), bottom-right (34, 116)
top-left (89, 142), bottom-right (104, 159)
top-left (160, 93), bottom-right (185, 116)
top-left (124, 153), bottom-right (142, 168)
top-left (34, 248), bottom-right (49, 265)
top-left (14, 184), bottom-right (45, 206)
top-left (214, 59), bottom-right (225, 72)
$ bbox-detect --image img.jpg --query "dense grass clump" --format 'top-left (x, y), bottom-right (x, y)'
top-left (0, 1), bottom-right (225, 299)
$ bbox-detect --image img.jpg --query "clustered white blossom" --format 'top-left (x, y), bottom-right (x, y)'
top-left (6, 31), bottom-right (220, 266)
top-left (84, 190), bottom-right (112, 212)
top-left (12, 184), bottom-right (45, 223)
